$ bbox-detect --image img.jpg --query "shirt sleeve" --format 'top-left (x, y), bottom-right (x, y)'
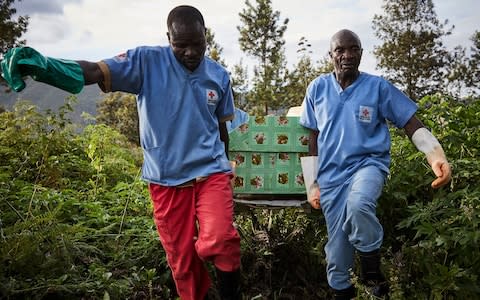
top-left (299, 80), bottom-right (318, 130)
top-left (379, 79), bottom-right (418, 128)
top-left (216, 76), bottom-right (235, 123)
top-left (102, 48), bottom-right (143, 94)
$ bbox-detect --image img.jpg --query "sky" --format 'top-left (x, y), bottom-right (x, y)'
top-left (12, 0), bottom-right (480, 76)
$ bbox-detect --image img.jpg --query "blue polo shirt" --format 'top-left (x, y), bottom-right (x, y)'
top-left (300, 72), bottom-right (417, 188)
top-left (103, 46), bottom-right (234, 186)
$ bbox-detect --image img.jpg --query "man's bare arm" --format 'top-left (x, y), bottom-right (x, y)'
top-left (219, 121), bottom-right (229, 159)
top-left (309, 129), bottom-right (319, 156)
top-left (76, 60), bottom-right (107, 91)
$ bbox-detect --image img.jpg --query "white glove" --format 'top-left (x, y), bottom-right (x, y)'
top-left (301, 156), bottom-right (321, 209)
top-left (411, 128), bottom-right (452, 188)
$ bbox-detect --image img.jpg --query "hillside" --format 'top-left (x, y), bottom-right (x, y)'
top-left (0, 78), bottom-right (105, 125)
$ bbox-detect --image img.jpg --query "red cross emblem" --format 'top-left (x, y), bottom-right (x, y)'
top-left (206, 89), bottom-right (218, 103)
top-left (362, 108), bottom-right (370, 117)
top-left (359, 105), bottom-right (373, 123)
top-left (208, 91), bottom-right (215, 99)
top-left (113, 52), bottom-right (128, 62)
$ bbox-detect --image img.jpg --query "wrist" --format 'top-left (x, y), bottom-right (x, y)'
top-left (426, 146), bottom-right (447, 166)
top-left (411, 127), bottom-right (448, 165)
top-left (411, 128), bottom-right (441, 153)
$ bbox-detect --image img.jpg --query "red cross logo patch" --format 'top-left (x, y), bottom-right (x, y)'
top-left (113, 52), bottom-right (128, 62)
top-left (359, 105), bottom-right (373, 123)
top-left (206, 89), bottom-right (219, 105)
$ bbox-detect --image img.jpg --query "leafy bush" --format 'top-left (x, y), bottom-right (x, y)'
top-left (1, 94), bottom-right (478, 299)
top-left (380, 95), bottom-right (480, 299)
top-left (0, 100), bottom-right (174, 299)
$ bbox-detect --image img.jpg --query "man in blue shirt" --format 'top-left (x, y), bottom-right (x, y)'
top-left (1, 5), bottom-right (241, 300)
top-left (300, 29), bottom-right (451, 299)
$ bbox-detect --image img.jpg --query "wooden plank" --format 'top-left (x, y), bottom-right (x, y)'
top-left (234, 198), bottom-right (306, 207)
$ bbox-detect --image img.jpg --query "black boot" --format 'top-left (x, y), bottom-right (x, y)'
top-left (331, 285), bottom-right (356, 300)
top-left (358, 249), bottom-right (390, 299)
top-left (216, 268), bottom-right (241, 300)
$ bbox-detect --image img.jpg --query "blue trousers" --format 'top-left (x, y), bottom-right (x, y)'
top-left (320, 165), bottom-right (386, 290)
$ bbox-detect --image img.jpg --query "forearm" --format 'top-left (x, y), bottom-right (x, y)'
top-left (308, 129), bottom-right (319, 156)
top-left (411, 127), bottom-right (452, 188)
top-left (76, 60), bottom-right (104, 86)
top-left (403, 115), bottom-right (424, 139)
top-left (219, 121), bottom-right (229, 159)
top-left (411, 128), bottom-right (445, 165)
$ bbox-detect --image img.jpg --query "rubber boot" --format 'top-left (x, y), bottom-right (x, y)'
top-left (331, 285), bottom-right (356, 300)
top-left (358, 249), bottom-right (390, 299)
top-left (216, 268), bottom-right (241, 300)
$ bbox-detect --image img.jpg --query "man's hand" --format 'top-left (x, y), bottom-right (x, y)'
top-left (427, 148), bottom-right (452, 189)
top-left (229, 161), bottom-right (236, 189)
top-left (1, 47), bottom-right (85, 94)
top-left (1, 47), bottom-right (29, 91)
top-left (308, 182), bottom-right (321, 210)
top-left (300, 155), bottom-right (320, 209)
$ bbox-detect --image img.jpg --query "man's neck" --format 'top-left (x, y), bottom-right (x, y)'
top-left (335, 71), bottom-right (360, 90)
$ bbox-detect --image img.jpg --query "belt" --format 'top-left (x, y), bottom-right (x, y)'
top-left (176, 176), bottom-right (208, 188)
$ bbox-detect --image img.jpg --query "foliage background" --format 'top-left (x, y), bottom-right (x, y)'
top-left (0, 95), bottom-right (478, 299)
top-left (1, 0), bottom-right (479, 299)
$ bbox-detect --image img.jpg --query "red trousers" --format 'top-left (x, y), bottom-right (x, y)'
top-left (149, 173), bottom-right (241, 300)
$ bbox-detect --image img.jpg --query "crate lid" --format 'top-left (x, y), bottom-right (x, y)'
top-left (229, 115), bottom-right (310, 152)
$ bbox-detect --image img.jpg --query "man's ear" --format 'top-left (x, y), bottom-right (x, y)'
top-left (166, 32), bottom-right (171, 42)
top-left (328, 51), bottom-right (332, 58)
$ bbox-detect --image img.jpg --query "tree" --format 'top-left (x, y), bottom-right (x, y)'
top-left (316, 55), bottom-right (334, 75)
top-left (96, 92), bottom-right (139, 145)
top-left (230, 59), bottom-right (250, 111)
top-left (0, 0), bottom-right (28, 56)
top-left (238, 0), bottom-right (289, 115)
top-left (436, 31), bottom-right (479, 99)
top-left (372, 0), bottom-right (452, 101)
top-left (280, 37), bottom-right (320, 109)
top-left (445, 45), bottom-right (471, 98)
top-left (280, 37), bottom-right (335, 110)
top-left (467, 31), bottom-right (480, 93)
top-left (205, 27), bottom-right (227, 67)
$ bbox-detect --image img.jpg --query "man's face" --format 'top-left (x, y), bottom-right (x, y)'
top-left (168, 21), bottom-right (206, 71)
top-left (329, 32), bottom-right (363, 77)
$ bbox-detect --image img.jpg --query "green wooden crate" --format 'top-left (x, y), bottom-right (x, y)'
top-left (229, 115), bottom-right (310, 194)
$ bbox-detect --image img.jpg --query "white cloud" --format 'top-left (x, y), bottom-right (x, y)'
top-left (14, 0), bottom-right (480, 75)
top-left (14, 0), bottom-right (82, 15)
top-left (23, 14), bottom-right (70, 44)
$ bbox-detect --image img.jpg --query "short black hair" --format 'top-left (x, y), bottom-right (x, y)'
top-left (167, 5), bottom-right (205, 30)
top-left (330, 29), bottom-right (362, 50)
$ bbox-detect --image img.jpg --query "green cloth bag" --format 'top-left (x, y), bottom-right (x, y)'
top-left (1, 47), bottom-right (85, 94)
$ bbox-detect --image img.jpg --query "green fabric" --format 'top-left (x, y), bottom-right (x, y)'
top-left (1, 47), bottom-right (84, 94)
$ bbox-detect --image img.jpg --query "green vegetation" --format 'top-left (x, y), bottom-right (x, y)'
top-left (237, 0), bottom-right (289, 115)
top-left (372, 0), bottom-right (452, 100)
top-left (0, 99), bottom-right (173, 299)
top-left (1, 0), bottom-right (479, 298)
top-left (0, 0), bottom-right (28, 55)
top-left (1, 95), bottom-right (478, 299)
